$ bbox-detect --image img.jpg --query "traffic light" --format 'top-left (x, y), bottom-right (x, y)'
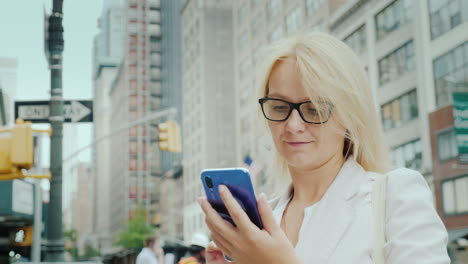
top-left (11, 120), bottom-right (33, 169)
top-left (0, 119), bottom-right (33, 174)
top-left (157, 120), bottom-right (181, 153)
top-left (0, 119), bottom-right (50, 180)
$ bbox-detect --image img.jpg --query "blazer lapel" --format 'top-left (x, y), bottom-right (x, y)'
top-left (297, 159), bottom-right (368, 262)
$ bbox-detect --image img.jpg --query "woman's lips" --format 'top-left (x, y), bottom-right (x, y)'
top-left (286, 141), bottom-right (313, 147)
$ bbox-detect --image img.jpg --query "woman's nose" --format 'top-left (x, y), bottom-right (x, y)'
top-left (285, 109), bottom-right (306, 132)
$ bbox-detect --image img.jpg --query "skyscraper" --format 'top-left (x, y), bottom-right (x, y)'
top-left (181, 0), bottom-right (237, 240)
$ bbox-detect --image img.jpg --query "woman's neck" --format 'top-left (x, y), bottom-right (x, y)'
top-left (288, 153), bottom-right (345, 206)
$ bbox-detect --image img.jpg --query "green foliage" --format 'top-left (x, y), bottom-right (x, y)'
top-left (64, 229), bottom-right (77, 241)
top-left (82, 242), bottom-right (100, 259)
top-left (114, 207), bottom-right (155, 249)
top-left (64, 229), bottom-right (79, 259)
top-left (63, 228), bottom-right (101, 260)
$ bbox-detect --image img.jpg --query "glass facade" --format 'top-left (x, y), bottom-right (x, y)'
top-left (286, 6), bottom-right (304, 34)
top-left (344, 25), bottom-right (366, 55)
top-left (442, 175), bottom-right (468, 215)
top-left (306, 0), bottom-right (323, 17)
top-left (269, 25), bottom-right (284, 42)
top-left (437, 128), bottom-right (458, 162)
top-left (381, 89), bottom-right (418, 131)
top-left (428, 0), bottom-right (468, 39)
top-left (238, 2), bottom-right (248, 23)
top-left (375, 0), bottom-right (412, 40)
top-left (433, 41), bottom-right (468, 107)
top-left (378, 41), bottom-right (414, 85)
top-left (391, 138), bottom-right (422, 170)
top-left (268, 0), bottom-right (282, 19)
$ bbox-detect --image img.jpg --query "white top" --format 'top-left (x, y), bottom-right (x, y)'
top-left (270, 158), bottom-right (450, 263)
top-left (136, 247), bottom-right (159, 264)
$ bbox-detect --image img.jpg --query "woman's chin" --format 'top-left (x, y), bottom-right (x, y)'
top-left (285, 156), bottom-right (318, 170)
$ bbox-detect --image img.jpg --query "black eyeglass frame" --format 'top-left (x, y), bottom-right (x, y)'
top-left (258, 97), bottom-right (333, 124)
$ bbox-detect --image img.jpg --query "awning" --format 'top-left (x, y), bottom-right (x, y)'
top-left (448, 228), bottom-right (468, 242)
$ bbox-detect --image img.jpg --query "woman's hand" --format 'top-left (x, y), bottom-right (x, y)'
top-left (205, 241), bottom-right (229, 264)
top-left (199, 185), bottom-right (302, 264)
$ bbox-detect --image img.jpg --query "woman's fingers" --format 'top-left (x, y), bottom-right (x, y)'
top-left (210, 233), bottom-right (233, 259)
top-left (199, 196), bottom-right (236, 237)
top-left (257, 193), bottom-right (281, 235)
top-left (218, 185), bottom-right (255, 232)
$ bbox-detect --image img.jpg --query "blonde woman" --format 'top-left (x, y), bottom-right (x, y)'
top-left (198, 32), bottom-right (450, 263)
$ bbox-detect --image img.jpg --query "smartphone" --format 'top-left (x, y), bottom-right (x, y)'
top-left (200, 168), bottom-right (263, 229)
top-left (201, 168), bottom-right (263, 262)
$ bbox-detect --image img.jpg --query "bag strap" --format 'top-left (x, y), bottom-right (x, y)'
top-left (372, 173), bottom-right (387, 264)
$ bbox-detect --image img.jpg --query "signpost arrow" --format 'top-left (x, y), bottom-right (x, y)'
top-left (15, 100), bottom-right (93, 123)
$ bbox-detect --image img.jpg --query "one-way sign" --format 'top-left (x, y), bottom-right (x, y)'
top-left (15, 100), bottom-right (93, 123)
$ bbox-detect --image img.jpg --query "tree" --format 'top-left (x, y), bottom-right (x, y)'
top-left (114, 207), bottom-right (156, 249)
top-left (82, 241), bottom-right (100, 259)
top-left (64, 229), bottom-right (78, 259)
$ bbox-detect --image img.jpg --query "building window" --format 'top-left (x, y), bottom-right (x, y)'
top-left (253, 45), bottom-right (263, 66)
top-left (375, 0), bottom-right (412, 40)
top-left (286, 6), bottom-right (303, 34)
top-left (433, 41), bottom-right (468, 108)
top-left (239, 31), bottom-right (249, 51)
top-left (442, 175), bottom-right (468, 216)
top-left (238, 2), bottom-right (248, 23)
top-left (268, 0), bottom-right (282, 19)
top-left (381, 89), bottom-right (418, 131)
top-left (251, 0), bottom-right (261, 8)
top-left (437, 128), bottom-right (458, 162)
top-left (428, 0), bottom-right (468, 39)
top-left (391, 138), bottom-right (422, 170)
top-left (269, 25), bottom-right (283, 42)
top-left (306, 0), bottom-right (323, 17)
top-left (344, 25), bottom-right (366, 55)
top-left (378, 40), bottom-right (414, 85)
top-left (238, 58), bottom-right (251, 80)
top-left (311, 20), bottom-right (325, 32)
top-left (251, 11), bottom-right (265, 38)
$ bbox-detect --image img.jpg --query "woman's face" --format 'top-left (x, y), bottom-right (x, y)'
top-left (266, 58), bottom-right (345, 170)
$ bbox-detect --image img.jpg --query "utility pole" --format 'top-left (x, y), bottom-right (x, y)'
top-left (44, 0), bottom-right (65, 261)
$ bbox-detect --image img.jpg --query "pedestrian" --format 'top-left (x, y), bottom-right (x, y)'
top-left (178, 233), bottom-right (209, 264)
top-left (136, 235), bottom-right (164, 264)
top-left (198, 32), bottom-right (450, 263)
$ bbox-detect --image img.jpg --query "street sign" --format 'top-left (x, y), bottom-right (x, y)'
top-left (15, 100), bottom-right (93, 123)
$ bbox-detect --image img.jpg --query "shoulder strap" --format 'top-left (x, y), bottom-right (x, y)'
top-left (372, 173), bottom-right (387, 264)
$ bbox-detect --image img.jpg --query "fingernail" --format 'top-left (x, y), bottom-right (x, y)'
top-left (219, 185), bottom-right (226, 193)
top-left (259, 193), bottom-right (267, 203)
top-left (197, 197), bottom-right (203, 205)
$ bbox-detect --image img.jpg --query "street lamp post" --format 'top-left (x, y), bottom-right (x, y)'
top-left (44, 0), bottom-right (65, 261)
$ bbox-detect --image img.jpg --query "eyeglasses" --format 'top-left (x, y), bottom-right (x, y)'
top-left (258, 97), bottom-right (333, 124)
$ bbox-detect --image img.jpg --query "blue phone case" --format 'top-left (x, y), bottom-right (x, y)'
top-left (200, 168), bottom-right (264, 229)
top-left (201, 168), bottom-right (263, 262)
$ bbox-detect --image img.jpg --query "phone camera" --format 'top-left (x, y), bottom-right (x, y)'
top-left (205, 177), bottom-right (213, 188)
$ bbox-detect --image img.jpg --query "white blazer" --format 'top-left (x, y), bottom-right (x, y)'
top-left (270, 159), bottom-right (450, 263)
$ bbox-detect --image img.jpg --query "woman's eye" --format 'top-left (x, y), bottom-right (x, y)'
top-left (272, 106), bottom-right (289, 112)
top-left (306, 108), bottom-right (318, 115)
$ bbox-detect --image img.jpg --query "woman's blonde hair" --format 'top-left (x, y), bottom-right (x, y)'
top-left (258, 32), bottom-right (391, 173)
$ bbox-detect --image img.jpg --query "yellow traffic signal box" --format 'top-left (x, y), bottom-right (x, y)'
top-left (0, 137), bottom-right (12, 173)
top-left (157, 120), bottom-right (181, 153)
top-left (0, 119), bottom-right (34, 175)
top-left (11, 121), bottom-right (33, 169)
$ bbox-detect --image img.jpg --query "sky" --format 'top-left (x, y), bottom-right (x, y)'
top-left (0, 0), bottom-right (104, 165)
